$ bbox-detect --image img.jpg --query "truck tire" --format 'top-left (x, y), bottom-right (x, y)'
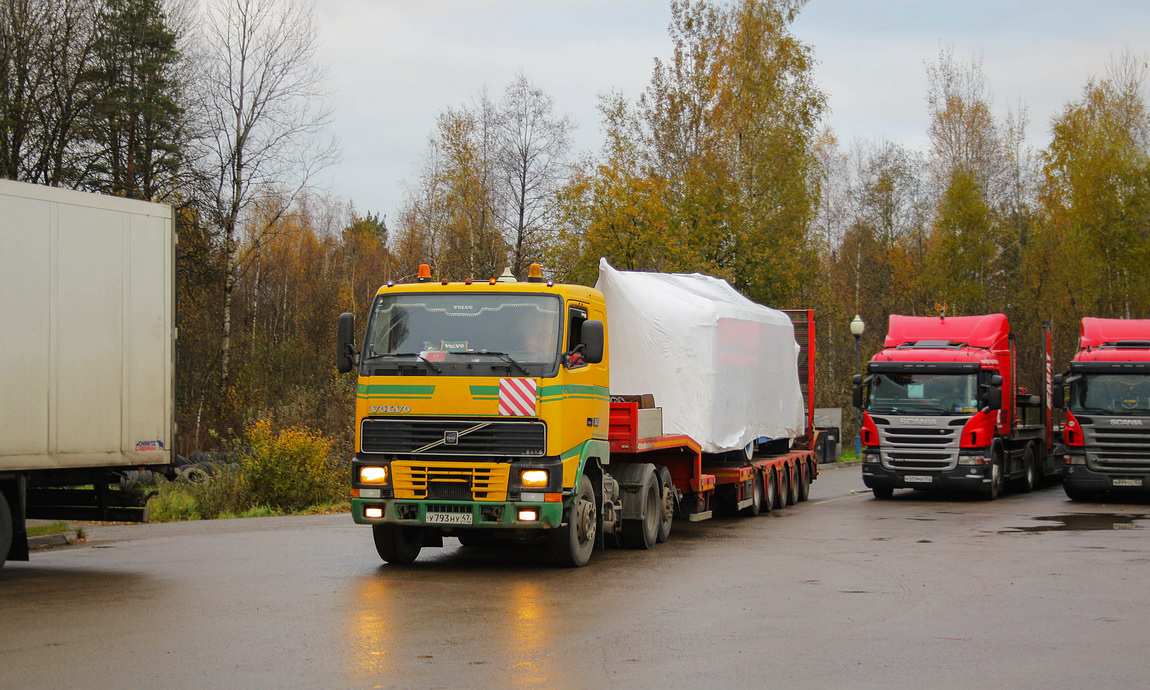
top-left (621, 470), bottom-right (659, 550)
top-left (761, 469), bottom-right (775, 513)
top-left (797, 462), bottom-right (811, 502)
top-left (773, 469), bottom-right (787, 510)
top-left (0, 491), bottom-right (11, 569)
top-left (373, 523), bottom-right (423, 564)
top-left (656, 466), bottom-right (674, 543)
top-left (550, 474), bottom-right (596, 566)
top-left (1018, 445), bottom-right (1037, 493)
top-left (739, 471), bottom-right (762, 517)
top-left (872, 486), bottom-right (894, 500)
top-left (981, 454), bottom-right (1003, 501)
top-left (784, 466), bottom-right (797, 506)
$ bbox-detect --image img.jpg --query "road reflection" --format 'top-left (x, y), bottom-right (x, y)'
top-left (345, 551), bottom-right (568, 686)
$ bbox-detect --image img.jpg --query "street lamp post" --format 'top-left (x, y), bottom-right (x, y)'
top-left (850, 314), bottom-right (865, 457)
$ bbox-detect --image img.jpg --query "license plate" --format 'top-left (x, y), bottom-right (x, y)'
top-left (904, 475), bottom-right (933, 484)
top-left (1112, 478), bottom-right (1143, 487)
top-left (426, 512), bottom-right (473, 525)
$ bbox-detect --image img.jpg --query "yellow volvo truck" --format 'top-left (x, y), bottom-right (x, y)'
top-left (337, 263), bottom-right (818, 567)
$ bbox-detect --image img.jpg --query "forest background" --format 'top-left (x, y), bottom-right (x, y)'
top-left (3, 0), bottom-right (1149, 461)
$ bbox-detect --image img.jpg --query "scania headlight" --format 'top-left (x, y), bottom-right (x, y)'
top-left (520, 469), bottom-right (549, 488)
top-left (359, 466), bottom-right (389, 484)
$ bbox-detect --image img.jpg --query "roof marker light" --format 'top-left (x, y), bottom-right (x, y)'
top-left (417, 264), bottom-right (432, 282)
top-left (527, 263), bottom-right (544, 283)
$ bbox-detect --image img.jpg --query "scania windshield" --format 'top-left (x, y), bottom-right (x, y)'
top-left (1068, 373), bottom-right (1150, 415)
top-left (867, 372), bottom-right (980, 415)
top-left (360, 293), bottom-right (563, 377)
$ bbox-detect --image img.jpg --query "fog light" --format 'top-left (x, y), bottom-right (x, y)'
top-left (517, 509), bottom-right (539, 522)
top-left (359, 466), bottom-right (389, 484)
top-left (521, 469), bottom-right (549, 488)
top-left (365, 506), bottom-right (384, 519)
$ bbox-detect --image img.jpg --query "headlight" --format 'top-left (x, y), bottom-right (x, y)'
top-left (359, 466), bottom-right (389, 484)
top-left (520, 469), bottom-right (549, 488)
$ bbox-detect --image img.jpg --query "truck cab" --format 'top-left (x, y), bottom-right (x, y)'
top-left (1055, 318), bottom-right (1150, 500)
top-left (338, 264), bottom-right (611, 565)
top-left (854, 314), bottom-right (1053, 500)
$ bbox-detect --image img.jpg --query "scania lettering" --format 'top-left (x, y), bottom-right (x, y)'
top-left (337, 260), bottom-right (821, 566)
top-left (1054, 318), bottom-right (1150, 500)
top-left (852, 313), bottom-right (1056, 500)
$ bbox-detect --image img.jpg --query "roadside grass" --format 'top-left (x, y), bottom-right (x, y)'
top-left (147, 419), bottom-right (350, 523)
top-left (27, 521), bottom-right (76, 538)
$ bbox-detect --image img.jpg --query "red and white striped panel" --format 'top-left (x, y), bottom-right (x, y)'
top-left (499, 378), bottom-right (537, 416)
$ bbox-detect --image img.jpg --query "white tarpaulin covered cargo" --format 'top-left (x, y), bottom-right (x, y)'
top-left (595, 259), bottom-right (805, 454)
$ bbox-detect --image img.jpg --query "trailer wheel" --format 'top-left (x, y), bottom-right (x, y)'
top-left (762, 469), bottom-right (776, 513)
top-left (0, 491), bottom-right (11, 569)
top-left (797, 462), bottom-right (811, 502)
top-left (773, 469), bottom-right (787, 510)
top-left (739, 471), bottom-right (763, 517)
top-left (373, 523), bottom-right (423, 564)
top-left (621, 471), bottom-right (659, 550)
top-left (1018, 445), bottom-right (1037, 493)
top-left (550, 474), bottom-right (597, 566)
top-left (784, 465), bottom-right (797, 506)
top-left (656, 466), bottom-right (674, 543)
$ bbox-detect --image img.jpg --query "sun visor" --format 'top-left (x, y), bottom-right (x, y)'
top-left (595, 259), bottom-right (805, 454)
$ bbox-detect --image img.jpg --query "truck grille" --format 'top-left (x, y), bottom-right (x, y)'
top-left (392, 461), bottom-right (510, 501)
top-left (361, 417), bottom-right (545, 457)
top-left (1083, 422), bottom-right (1150, 471)
top-left (872, 416), bottom-right (963, 471)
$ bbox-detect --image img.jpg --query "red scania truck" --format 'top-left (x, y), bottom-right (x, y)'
top-left (1055, 318), bottom-right (1150, 501)
top-left (853, 313), bottom-right (1057, 500)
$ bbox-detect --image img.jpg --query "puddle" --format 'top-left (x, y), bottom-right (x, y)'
top-left (1004, 513), bottom-right (1149, 533)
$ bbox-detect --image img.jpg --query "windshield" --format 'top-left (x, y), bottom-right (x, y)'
top-left (1069, 373), bottom-right (1150, 415)
top-left (867, 372), bottom-right (980, 415)
top-left (361, 293), bottom-right (562, 376)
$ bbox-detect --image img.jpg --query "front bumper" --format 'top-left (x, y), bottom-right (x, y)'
top-left (861, 463), bottom-right (991, 493)
top-left (351, 497), bottom-right (565, 529)
top-left (1061, 450), bottom-right (1150, 492)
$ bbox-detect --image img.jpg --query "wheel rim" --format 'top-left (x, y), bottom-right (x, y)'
top-left (575, 494), bottom-right (596, 546)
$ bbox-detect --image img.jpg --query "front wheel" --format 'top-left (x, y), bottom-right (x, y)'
top-left (1064, 484), bottom-right (1097, 502)
top-left (872, 486), bottom-right (894, 500)
top-left (981, 455), bottom-right (1003, 501)
top-left (373, 523), bottom-right (423, 564)
top-left (550, 474), bottom-right (597, 566)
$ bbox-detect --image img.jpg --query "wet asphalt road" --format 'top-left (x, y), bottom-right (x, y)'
top-left (3, 465), bottom-right (1150, 688)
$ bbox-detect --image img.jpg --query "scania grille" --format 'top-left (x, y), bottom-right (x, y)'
top-left (1084, 424), bottom-right (1150, 471)
top-left (361, 417), bottom-right (545, 456)
top-left (873, 418), bottom-right (962, 471)
top-left (392, 461), bottom-right (510, 501)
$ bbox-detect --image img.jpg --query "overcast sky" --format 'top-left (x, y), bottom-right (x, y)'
top-left (312, 0), bottom-right (1150, 223)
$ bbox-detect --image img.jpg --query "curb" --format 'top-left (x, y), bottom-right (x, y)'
top-left (28, 531), bottom-right (79, 548)
top-left (818, 461), bottom-right (861, 469)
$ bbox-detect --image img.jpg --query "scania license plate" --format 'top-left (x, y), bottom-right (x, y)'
top-left (904, 475), bottom-right (933, 484)
top-left (426, 512), bottom-right (473, 525)
top-left (1112, 478), bottom-right (1143, 487)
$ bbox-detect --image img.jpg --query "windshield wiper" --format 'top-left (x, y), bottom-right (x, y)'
top-left (363, 352), bottom-right (442, 373)
top-left (471, 350), bottom-right (531, 376)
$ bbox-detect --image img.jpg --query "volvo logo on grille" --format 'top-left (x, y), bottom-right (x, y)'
top-left (444, 431), bottom-right (459, 445)
top-left (900, 418), bottom-right (939, 425)
top-left (1112, 419), bottom-right (1144, 426)
top-left (370, 405), bottom-right (411, 414)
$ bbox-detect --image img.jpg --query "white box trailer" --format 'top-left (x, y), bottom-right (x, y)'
top-left (0, 180), bottom-right (175, 567)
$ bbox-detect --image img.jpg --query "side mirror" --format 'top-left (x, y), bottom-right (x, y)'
top-left (1052, 385), bottom-right (1064, 410)
top-left (987, 386), bottom-right (1002, 411)
top-left (991, 374), bottom-right (1003, 387)
top-left (851, 374), bottom-right (863, 409)
top-left (337, 312), bottom-right (357, 373)
top-left (580, 320), bottom-right (605, 364)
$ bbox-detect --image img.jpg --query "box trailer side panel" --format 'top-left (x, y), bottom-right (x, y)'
top-left (0, 180), bottom-right (174, 472)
